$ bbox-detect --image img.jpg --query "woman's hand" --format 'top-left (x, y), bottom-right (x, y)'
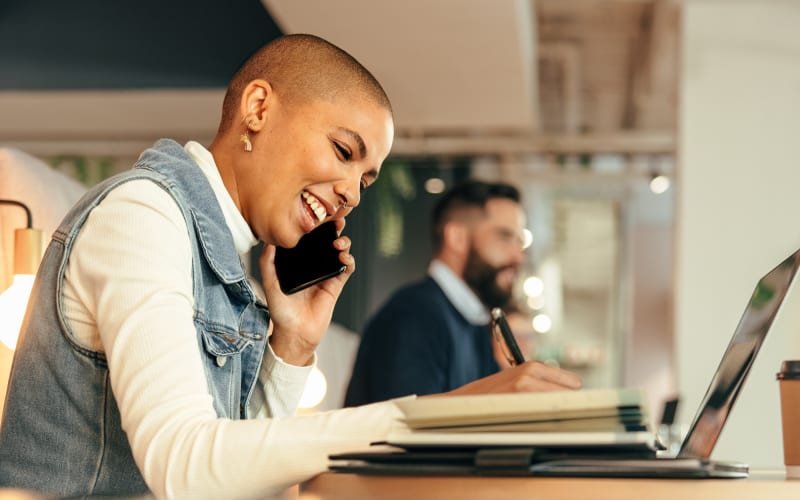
top-left (259, 218), bottom-right (354, 366)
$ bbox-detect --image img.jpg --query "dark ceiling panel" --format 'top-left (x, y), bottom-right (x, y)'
top-left (0, 0), bottom-right (283, 89)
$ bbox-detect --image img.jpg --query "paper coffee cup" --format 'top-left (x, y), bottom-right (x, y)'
top-left (777, 360), bottom-right (800, 479)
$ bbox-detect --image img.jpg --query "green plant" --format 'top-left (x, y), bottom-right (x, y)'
top-left (49, 155), bottom-right (118, 186)
top-left (374, 160), bottom-right (416, 257)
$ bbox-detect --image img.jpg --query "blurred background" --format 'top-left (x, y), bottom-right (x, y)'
top-left (1, 0), bottom-right (799, 472)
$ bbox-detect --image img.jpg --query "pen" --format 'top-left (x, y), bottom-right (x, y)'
top-left (490, 307), bottom-right (526, 366)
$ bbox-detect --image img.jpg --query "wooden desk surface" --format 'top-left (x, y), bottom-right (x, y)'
top-left (300, 472), bottom-right (800, 500)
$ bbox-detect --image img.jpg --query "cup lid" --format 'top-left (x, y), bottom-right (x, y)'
top-left (777, 360), bottom-right (800, 379)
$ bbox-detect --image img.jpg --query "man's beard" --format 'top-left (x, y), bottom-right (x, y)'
top-left (463, 246), bottom-right (515, 309)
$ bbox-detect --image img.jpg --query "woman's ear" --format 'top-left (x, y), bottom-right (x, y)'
top-left (239, 79), bottom-right (272, 131)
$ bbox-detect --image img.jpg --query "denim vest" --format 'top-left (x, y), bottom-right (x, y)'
top-left (0, 139), bottom-right (270, 497)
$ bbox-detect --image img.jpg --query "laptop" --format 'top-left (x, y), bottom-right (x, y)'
top-left (330, 247), bottom-right (800, 479)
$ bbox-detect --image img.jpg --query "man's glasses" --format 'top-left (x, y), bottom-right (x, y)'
top-left (490, 307), bottom-right (526, 367)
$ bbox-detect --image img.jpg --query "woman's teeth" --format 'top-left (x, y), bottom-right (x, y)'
top-left (302, 191), bottom-right (327, 222)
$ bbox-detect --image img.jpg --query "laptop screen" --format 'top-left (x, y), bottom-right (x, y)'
top-left (678, 248), bottom-right (800, 458)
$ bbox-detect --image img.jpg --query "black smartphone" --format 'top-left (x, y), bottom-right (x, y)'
top-left (274, 221), bottom-right (347, 294)
top-left (490, 307), bottom-right (526, 366)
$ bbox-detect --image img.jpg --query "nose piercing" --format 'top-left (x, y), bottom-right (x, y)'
top-left (338, 194), bottom-right (349, 210)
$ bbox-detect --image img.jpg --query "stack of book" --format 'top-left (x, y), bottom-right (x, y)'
top-left (386, 387), bottom-right (652, 446)
top-left (329, 388), bottom-right (660, 476)
top-left (397, 387), bottom-right (649, 434)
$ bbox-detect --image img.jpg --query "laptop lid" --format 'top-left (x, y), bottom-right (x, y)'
top-left (677, 248), bottom-right (800, 459)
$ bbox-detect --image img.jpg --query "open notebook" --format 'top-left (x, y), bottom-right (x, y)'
top-left (330, 247), bottom-right (800, 479)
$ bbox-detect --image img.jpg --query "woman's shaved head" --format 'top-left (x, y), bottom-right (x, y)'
top-left (219, 34), bottom-right (392, 133)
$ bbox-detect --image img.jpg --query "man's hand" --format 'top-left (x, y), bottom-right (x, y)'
top-left (441, 361), bottom-right (582, 396)
top-left (259, 218), bottom-right (354, 366)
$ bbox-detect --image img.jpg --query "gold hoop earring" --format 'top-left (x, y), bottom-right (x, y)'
top-left (240, 119), bottom-right (254, 152)
top-left (240, 130), bottom-right (252, 152)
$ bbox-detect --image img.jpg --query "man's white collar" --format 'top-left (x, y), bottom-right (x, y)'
top-left (428, 259), bottom-right (490, 325)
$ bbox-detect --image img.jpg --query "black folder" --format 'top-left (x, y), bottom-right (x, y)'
top-left (329, 446), bottom-right (746, 479)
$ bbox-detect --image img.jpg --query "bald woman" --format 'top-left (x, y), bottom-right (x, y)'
top-left (0, 34), bottom-right (579, 499)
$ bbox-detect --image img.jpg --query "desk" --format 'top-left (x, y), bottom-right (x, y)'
top-left (301, 472), bottom-right (799, 499)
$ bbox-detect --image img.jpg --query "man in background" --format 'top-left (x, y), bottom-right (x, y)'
top-left (345, 180), bottom-right (529, 406)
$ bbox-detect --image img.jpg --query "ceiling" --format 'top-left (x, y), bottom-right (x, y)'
top-left (264, 0), bottom-right (539, 133)
top-left (264, 0), bottom-right (680, 155)
top-left (0, 0), bottom-right (281, 89)
top-left (536, 0), bottom-right (679, 135)
top-left (0, 0), bottom-right (679, 157)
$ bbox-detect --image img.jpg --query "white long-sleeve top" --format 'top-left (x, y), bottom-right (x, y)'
top-left (60, 141), bottom-right (404, 499)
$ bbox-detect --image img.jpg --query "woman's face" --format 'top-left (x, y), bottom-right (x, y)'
top-left (237, 89), bottom-right (394, 248)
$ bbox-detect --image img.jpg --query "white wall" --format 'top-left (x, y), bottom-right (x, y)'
top-left (678, 0), bottom-right (800, 469)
